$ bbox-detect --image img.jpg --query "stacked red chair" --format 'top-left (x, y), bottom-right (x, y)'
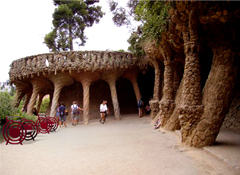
top-left (2, 116), bottom-right (38, 145)
top-left (36, 113), bottom-right (58, 134)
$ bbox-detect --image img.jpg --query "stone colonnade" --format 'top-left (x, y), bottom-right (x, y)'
top-left (144, 2), bottom-right (240, 148)
top-left (9, 51), bottom-right (149, 124)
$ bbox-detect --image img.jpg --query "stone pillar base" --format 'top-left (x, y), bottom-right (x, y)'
top-left (178, 104), bottom-right (203, 143)
top-left (149, 100), bottom-right (160, 119)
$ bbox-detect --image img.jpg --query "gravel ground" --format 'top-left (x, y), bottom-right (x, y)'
top-left (0, 114), bottom-right (239, 175)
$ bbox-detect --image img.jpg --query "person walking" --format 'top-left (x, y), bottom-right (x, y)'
top-left (56, 103), bottom-right (60, 123)
top-left (100, 100), bottom-right (108, 124)
top-left (59, 102), bottom-right (67, 127)
top-left (71, 101), bottom-right (83, 126)
top-left (103, 100), bottom-right (109, 122)
top-left (138, 98), bottom-right (144, 118)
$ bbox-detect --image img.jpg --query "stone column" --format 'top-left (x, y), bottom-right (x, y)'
top-left (157, 42), bottom-right (175, 127)
top-left (150, 59), bottom-right (161, 101)
top-left (13, 90), bottom-right (25, 108)
top-left (13, 81), bottom-right (32, 108)
top-left (148, 59), bottom-right (162, 119)
top-left (36, 93), bottom-right (46, 112)
top-left (102, 71), bottom-right (123, 120)
top-left (109, 80), bottom-right (121, 120)
top-left (122, 68), bottom-right (141, 102)
top-left (23, 92), bottom-right (32, 111)
top-left (48, 73), bottom-right (73, 118)
top-left (188, 47), bottom-right (239, 147)
top-left (74, 72), bottom-right (100, 125)
top-left (27, 78), bottom-right (53, 115)
top-left (82, 81), bottom-right (91, 125)
top-left (178, 10), bottom-right (203, 143)
top-left (27, 84), bottom-right (41, 115)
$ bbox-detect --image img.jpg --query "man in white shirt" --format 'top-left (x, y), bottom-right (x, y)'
top-left (71, 101), bottom-right (83, 126)
top-left (100, 100), bottom-right (108, 124)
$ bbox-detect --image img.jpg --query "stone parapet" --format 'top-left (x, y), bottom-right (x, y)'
top-left (9, 51), bottom-right (138, 82)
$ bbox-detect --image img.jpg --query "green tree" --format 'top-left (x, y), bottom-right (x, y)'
top-left (44, 0), bottom-right (104, 51)
top-left (108, 0), bottom-right (173, 57)
top-left (39, 97), bottom-right (50, 113)
top-left (0, 92), bottom-right (17, 125)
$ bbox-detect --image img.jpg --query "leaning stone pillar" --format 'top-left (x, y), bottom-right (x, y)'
top-left (188, 47), bottom-right (239, 147)
top-left (13, 90), bottom-right (25, 108)
top-left (149, 59), bottom-right (162, 119)
top-left (27, 84), bottom-right (41, 115)
top-left (122, 68), bottom-right (141, 102)
top-left (36, 93), bottom-right (46, 113)
top-left (157, 42), bottom-right (175, 127)
top-left (74, 72), bottom-right (100, 125)
top-left (13, 81), bottom-right (32, 108)
top-left (150, 59), bottom-right (161, 101)
top-left (48, 74), bottom-right (73, 118)
top-left (102, 71), bottom-right (122, 120)
top-left (27, 78), bottom-right (53, 115)
top-left (23, 92), bottom-right (32, 111)
top-left (178, 10), bottom-right (203, 143)
top-left (108, 80), bottom-right (121, 120)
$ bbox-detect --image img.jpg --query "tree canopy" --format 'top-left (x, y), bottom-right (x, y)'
top-left (44, 0), bottom-right (104, 51)
top-left (108, 0), bottom-right (172, 57)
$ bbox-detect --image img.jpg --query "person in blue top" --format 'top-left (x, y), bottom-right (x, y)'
top-left (56, 103), bottom-right (60, 122)
top-left (138, 98), bottom-right (144, 118)
top-left (58, 102), bottom-right (66, 127)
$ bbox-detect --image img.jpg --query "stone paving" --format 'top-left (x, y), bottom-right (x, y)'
top-left (0, 115), bottom-right (239, 175)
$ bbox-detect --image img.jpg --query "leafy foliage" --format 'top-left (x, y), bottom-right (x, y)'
top-left (108, 0), bottom-right (138, 27)
top-left (18, 111), bottom-right (38, 122)
top-left (127, 30), bottom-right (145, 57)
top-left (0, 80), bottom-right (16, 96)
top-left (109, 0), bottom-right (173, 57)
top-left (39, 97), bottom-right (50, 113)
top-left (44, 0), bottom-right (104, 51)
top-left (134, 1), bottom-right (171, 43)
top-left (0, 92), bottom-right (17, 125)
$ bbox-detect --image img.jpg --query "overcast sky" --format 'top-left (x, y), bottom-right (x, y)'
top-left (0, 0), bottom-right (132, 82)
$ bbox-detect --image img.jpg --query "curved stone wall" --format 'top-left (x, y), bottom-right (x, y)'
top-left (9, 51), bottom-right (138, 81)
top-left (9, 51), bottom-right (155, 125)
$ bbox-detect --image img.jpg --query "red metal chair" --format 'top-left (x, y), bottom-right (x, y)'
top-left (21, 119), bottom-right (38, 141)
top-left (46, 116), bottom-right (58, 132)
top-left (2, 116), bottom-right (26, 145)
top-left (36, 116), bottom-right (52, 134)
top-left (37, 113), bottom-right (58, 133)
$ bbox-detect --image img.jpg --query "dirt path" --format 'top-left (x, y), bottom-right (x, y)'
top-left (0, 115), bottom-right (239, 175)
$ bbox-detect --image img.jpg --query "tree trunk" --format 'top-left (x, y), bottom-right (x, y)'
top-left (69, 25), bottom-right (73, 51)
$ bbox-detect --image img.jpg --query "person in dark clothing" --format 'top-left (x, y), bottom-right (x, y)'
top-left (58, 102), bottom-right (67, 127)
top-left (32, 107), bottom-right (38, 116)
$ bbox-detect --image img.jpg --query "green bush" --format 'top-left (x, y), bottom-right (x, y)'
top-left (18, 111), bottom-right (38, 122)
top-left (0, 91), bottom-right (17, 125)
top-left (39, 97), bottom-right (50, 113)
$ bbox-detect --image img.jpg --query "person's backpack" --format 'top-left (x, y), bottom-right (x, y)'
top-left (138, 100), bottom-right (142, 107)
top-left (59, 107), bottom-right (65, 116)
top-left (72, 105), bottom-right (78, 114)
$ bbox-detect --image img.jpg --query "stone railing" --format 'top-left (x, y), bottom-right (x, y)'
top-left (9, 51), bottom-right (139, 81)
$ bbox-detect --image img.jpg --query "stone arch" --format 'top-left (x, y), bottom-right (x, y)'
top-left (90, 79), bottom-right (113, 119)
top-left (59, 81), bottom-right (83, 120)
top-left (116, 77), bottom-right (138, 114)
top-left (137, 66), bottom-right (155, 107)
